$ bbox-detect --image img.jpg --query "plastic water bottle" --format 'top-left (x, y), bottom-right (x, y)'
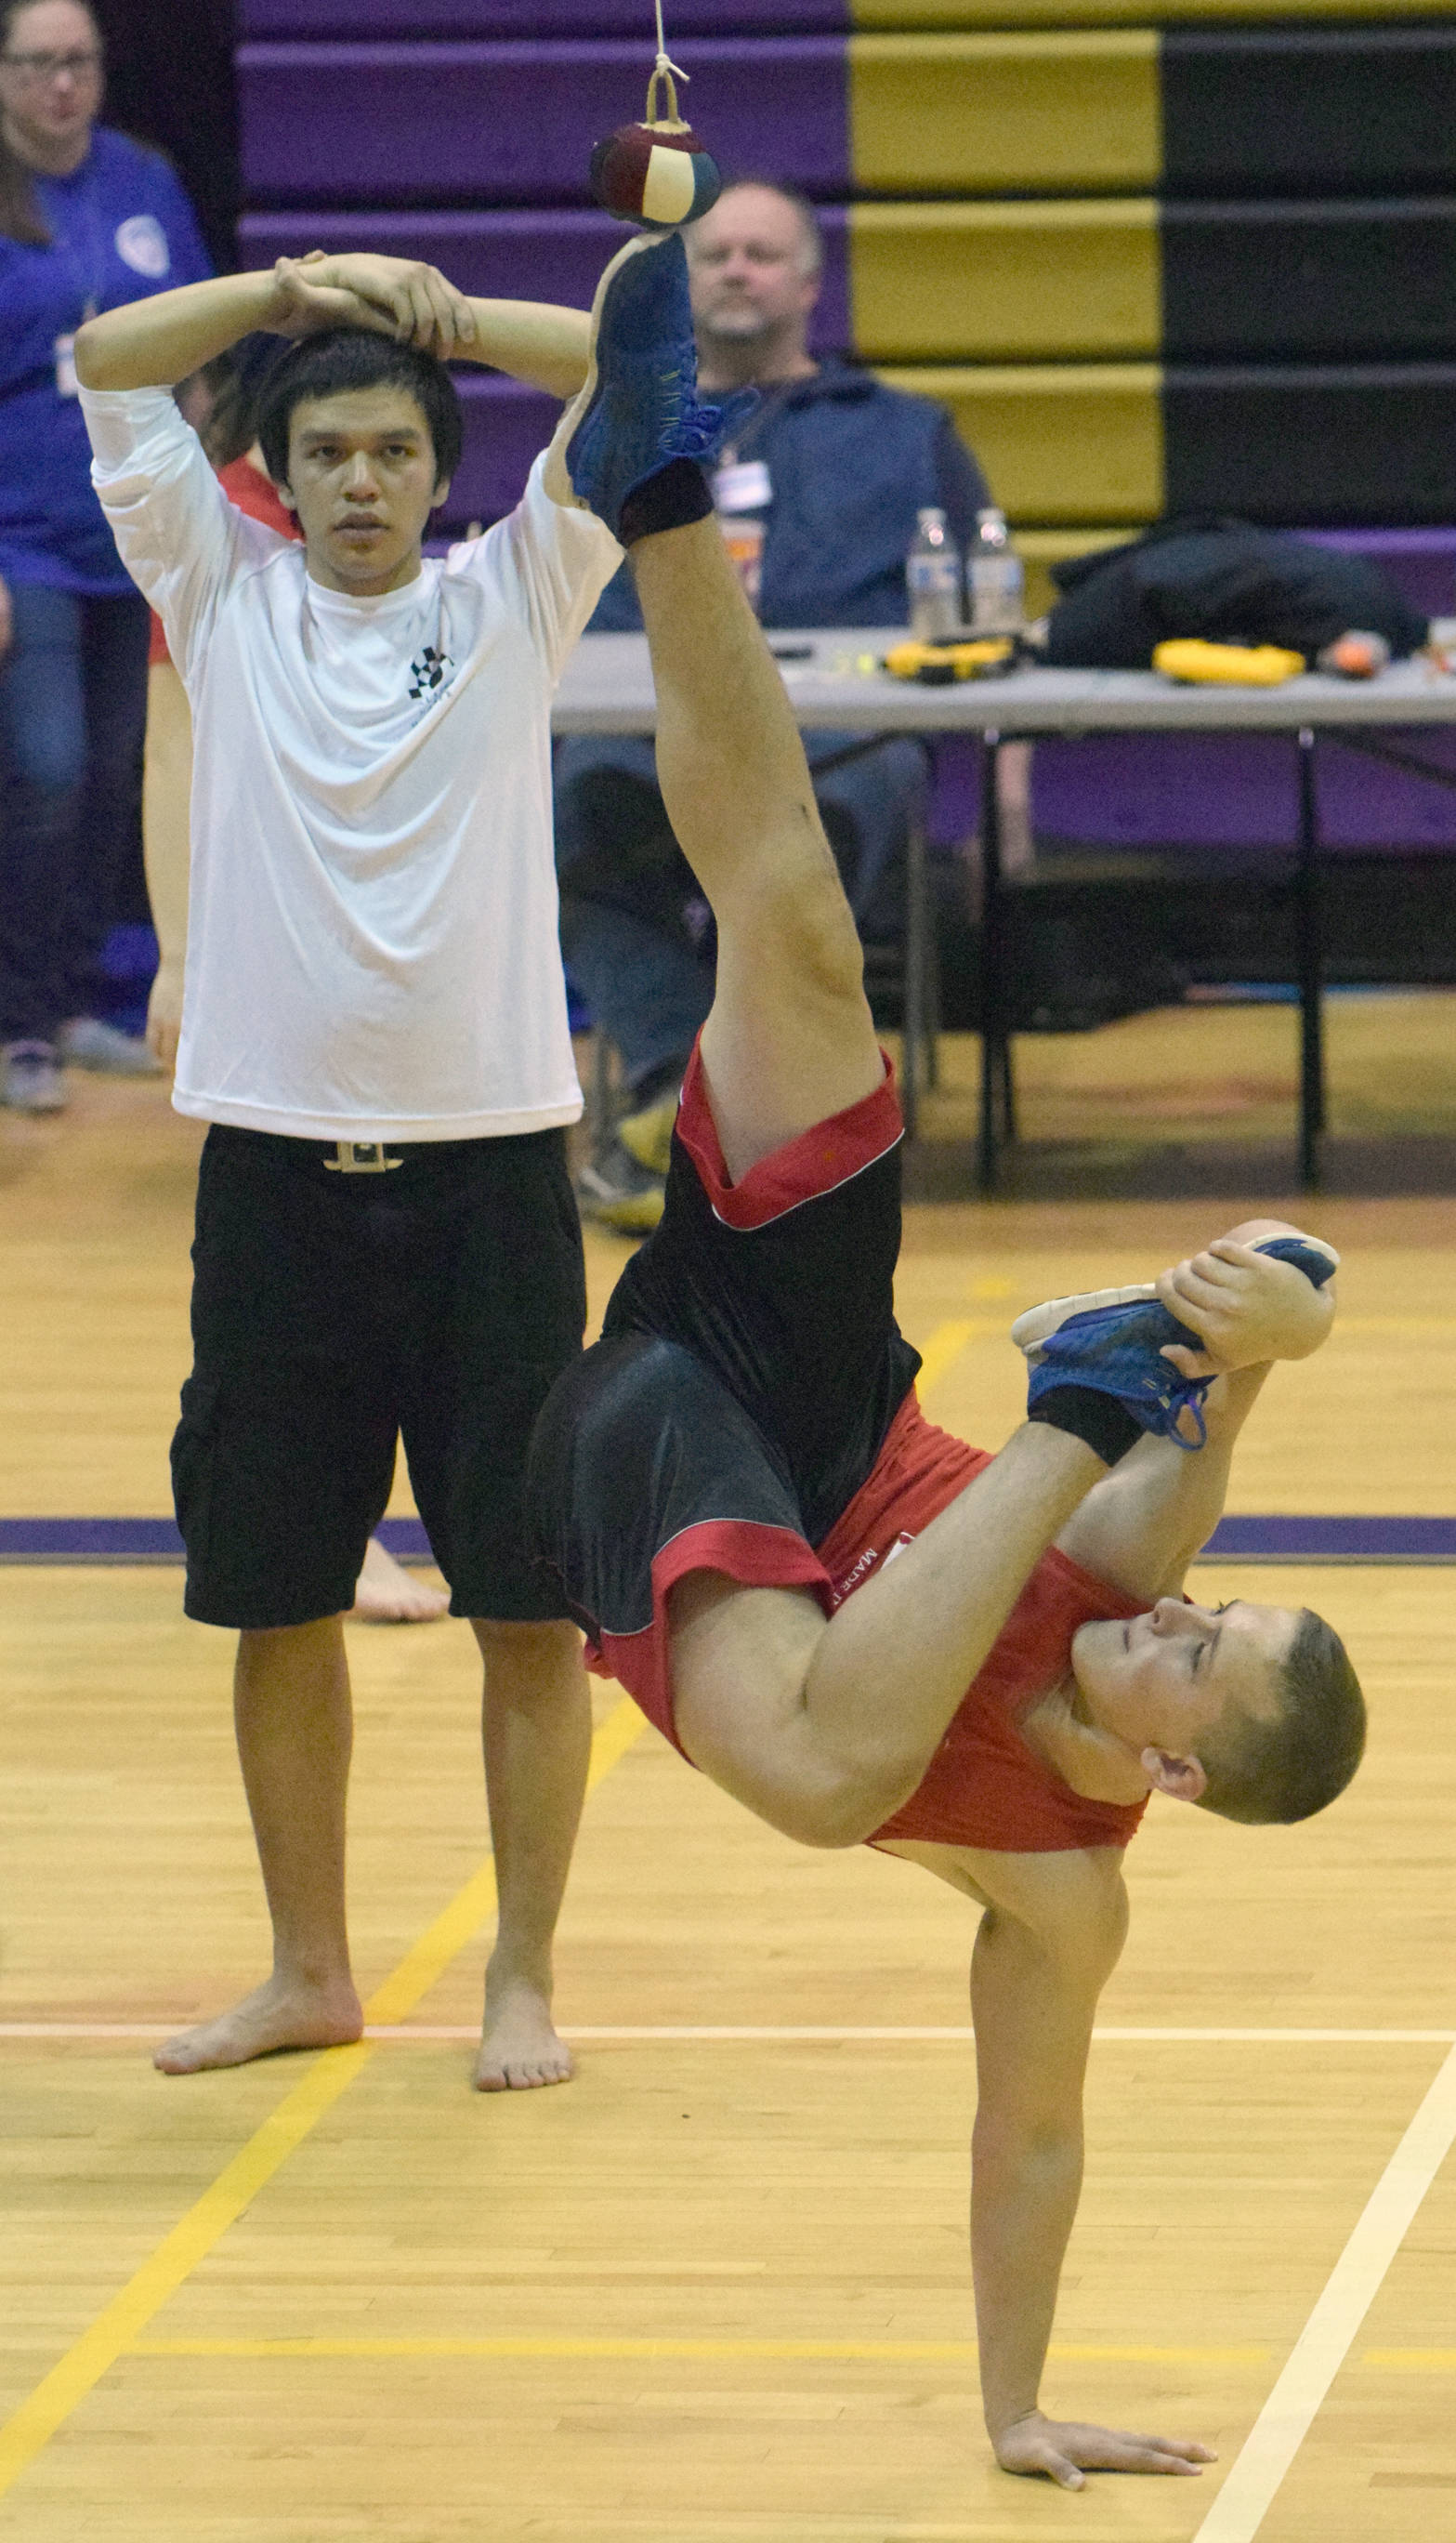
top-left (967, 508), bottom-right (1024, 635)
top-left (906, 507), bottom-right (962, 640)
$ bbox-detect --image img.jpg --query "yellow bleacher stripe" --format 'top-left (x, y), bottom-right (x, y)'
top-left (875, 362), bottom-right (1164, 526)
top-left (851, 0), bottom-right (1456, 28)
top-left (848, 31), bottom-right (1161, 194)
top-left (0, 1697), bottom-right (645, 2505)
top-left (849, 199), bottom-right (1160, 363)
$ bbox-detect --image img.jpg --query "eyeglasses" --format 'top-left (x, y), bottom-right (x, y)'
top-left (0, 47), bottom-right (103, 84)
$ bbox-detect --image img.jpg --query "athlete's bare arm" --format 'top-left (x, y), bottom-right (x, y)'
top-left (74, 255), bottom-right (588, 400)
top-left (1055, 1217), bottom-right (1336, 1603)
top-left (882, 1838), bottom-right (1214, 2487)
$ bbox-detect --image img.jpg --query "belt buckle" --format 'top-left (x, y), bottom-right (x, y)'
top-left (323, 1140), bottom-right (403, 1174)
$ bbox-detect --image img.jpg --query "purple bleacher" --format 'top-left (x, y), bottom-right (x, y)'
top-left (445, 375), bottom-right (559, 526)
top-left (1032, 727), bottom-right (1456, 854)
top-left (240, 2), bottom-right (846, 31)
top-left (238, 206), bottom-right (851, 352)
top-left (1031, 526), bottom-right (1456, 853)
top-left (239, 39), bottom-right (848, 204)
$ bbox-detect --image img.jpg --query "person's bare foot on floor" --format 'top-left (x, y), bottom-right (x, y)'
top-left (153, 1973), bottom-right (364, 2074)
top-left (474, 1958), bottom-right (573, 2091)
top-left (350, 1535), bottom-right (449, 1624)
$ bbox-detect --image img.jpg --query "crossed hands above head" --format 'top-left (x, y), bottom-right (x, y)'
top-left (994, 2408), bottom-right (1215, 2491)
top-left (271, 253), bottom-right (477, 358)
top-left (1154, 1225), bottom-right (1336, 1380)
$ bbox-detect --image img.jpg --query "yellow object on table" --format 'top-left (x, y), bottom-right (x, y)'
top-left (1153, 639), bottom-right (1306, 685)
top-left (883, 637), bottom-right (1015, 683)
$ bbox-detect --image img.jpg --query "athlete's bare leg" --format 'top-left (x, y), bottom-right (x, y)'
top-left (625, 515), bottom-right (1107, 1848)
top-left (473, 1617), bottom-right (591, 2091)
top-left (631, 516), bottom-right (883, 1180)
top-left (154, 1618), bottom-right (363, 2072)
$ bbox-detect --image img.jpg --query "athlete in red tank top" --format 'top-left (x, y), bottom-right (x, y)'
top-left (517, 300), bottom-right (1361, 2496)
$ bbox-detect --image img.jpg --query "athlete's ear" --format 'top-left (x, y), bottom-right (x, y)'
top-left (1140, 1746), bottom-right (1208, 1805)
top-left (275, 483), bottom-right (298, 514)
top-left (431, 476), bottom-right (452, 511)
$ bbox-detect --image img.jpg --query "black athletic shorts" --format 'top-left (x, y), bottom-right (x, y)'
top-left (527, 1044), bottom-right (922, 1714)
top-left (173, 1125), bottom-right (586, 1630)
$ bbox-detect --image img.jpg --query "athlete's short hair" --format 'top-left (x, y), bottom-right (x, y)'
top-left (256, 330), bottom-right (463, 491)
top-left (1195, 1607), bottom-right (1366, 1825)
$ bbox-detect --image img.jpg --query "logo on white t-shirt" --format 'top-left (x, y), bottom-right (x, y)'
top-left (115, 215), bottom-right (171, 278)
top-left (408, 644), bottom-right (453, 701)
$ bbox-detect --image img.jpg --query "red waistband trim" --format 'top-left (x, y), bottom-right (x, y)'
top-left (675, 1041), bottom-right (903, 1232)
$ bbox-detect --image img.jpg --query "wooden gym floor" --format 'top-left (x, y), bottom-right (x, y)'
top-left (2, 997), bottom-right (1455, 2542)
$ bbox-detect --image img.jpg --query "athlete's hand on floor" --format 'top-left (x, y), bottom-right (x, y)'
top-left (992, 2408), bottom-right (1215, 2489)
top-left (271, 253), bottom-right (476, 356)
top-left (1154, 1241), bottom-right (1335, 1378)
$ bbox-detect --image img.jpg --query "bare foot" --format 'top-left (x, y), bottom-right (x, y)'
top-left (350, 1535), bottom-right (449, 1624)
top-left (474, 1967), bottom-right (574, 2092)
top-left (153, 1974), bottom-right (363, 2075)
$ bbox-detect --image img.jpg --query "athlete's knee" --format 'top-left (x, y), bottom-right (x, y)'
top-left (473, 1615), bottom-right (584, 1702)
top-left (729, 867), bottom-right (866, 1008)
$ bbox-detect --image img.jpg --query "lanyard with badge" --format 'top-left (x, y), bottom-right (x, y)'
top-left (50, 167), bottom-right (105, 399)
top-left (711, 395), bottom-right (783, 612)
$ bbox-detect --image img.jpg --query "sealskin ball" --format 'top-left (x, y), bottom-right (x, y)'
top-left (589, 123), bottom-right (722, 229)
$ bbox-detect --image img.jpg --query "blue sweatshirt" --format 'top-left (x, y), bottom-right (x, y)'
top-left (589, 360), bottom-right (991, 635)
top-left (0, 125), bottom-right (211, 594)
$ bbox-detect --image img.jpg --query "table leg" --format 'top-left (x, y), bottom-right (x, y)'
top-left (978, 729), bottom-right (1003, 1191)
top-left (902, 808), bottom-right (929, 1140)
top-left (1295, 727), bottom-right (1326, 1187)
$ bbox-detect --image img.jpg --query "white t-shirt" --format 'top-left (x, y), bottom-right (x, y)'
top-left (82, 386), bottom-right (623, 1140)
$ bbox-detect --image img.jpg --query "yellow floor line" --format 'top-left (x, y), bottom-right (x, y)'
top-left (912, 1319), bottom-right (997, 1398)
top-left (1362, 2350), bottom-right (1456, 2371)
top-left (0, 1694), bottom-right (645, 2508)
top-left (126, 2336), bottom-right (1271, 2368)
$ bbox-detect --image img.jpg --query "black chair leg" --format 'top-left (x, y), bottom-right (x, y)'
top-left (1295, 728), bottom-right (1326, 1188)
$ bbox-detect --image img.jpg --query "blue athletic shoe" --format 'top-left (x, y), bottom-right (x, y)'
top-left (1013, 1231), bottom-right (1340, 1451)
top-left (544, 232), bottom-right (756, 540)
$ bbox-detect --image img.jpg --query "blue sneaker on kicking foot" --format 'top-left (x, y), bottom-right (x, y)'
top-left (544, 232), bottom-right (755, 539)
top-left (1013, 1231), bottom-right (1340, 1450)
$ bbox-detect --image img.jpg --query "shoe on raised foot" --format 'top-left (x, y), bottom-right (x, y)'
top-left (576, 1136), bottom-right (665, 1236)
top-left (1015, 1231), bottom-right (1340, 1452)
top-left (2, 1039), bottom-right (67, 1113)
top-left (544, 231), bottom-right (756, 540)
top-left (58, 1015), bottom-right (162, 1075)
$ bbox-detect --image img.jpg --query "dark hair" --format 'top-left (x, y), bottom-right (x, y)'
top-left (191, 334), bottom-right (280, 469)
top-left (256, 329), bottom-right (463, 491)
top-left (1195, 1607), bottom-right (1366, 1826)
top-left (699, 175), bottom-right (824, 278)
top-left (0, 0), bottom-right (102, 245)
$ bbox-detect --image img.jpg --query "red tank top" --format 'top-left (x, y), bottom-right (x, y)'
top-left (817, 1393), bottom-right (1149, 1855)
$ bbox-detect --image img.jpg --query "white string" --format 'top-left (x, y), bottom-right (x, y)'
top-left (653, 0), bottom-right (689, 83)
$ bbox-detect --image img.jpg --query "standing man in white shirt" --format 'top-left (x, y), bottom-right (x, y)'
top-left (72, 250), bottom-right (637, 2088)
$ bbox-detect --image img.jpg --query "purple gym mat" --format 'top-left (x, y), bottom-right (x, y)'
top-left (239, 38), bottom-right (850, 204)
top-left (240, 1), bottom-right (848, 33)
top-left (238, 206), bottom-right (851, 355)
top-left (3, 1517), bottom-right (1450, 1562)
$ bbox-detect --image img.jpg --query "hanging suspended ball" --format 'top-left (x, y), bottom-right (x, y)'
top-left (590, 122), bottom-right (722, 231)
